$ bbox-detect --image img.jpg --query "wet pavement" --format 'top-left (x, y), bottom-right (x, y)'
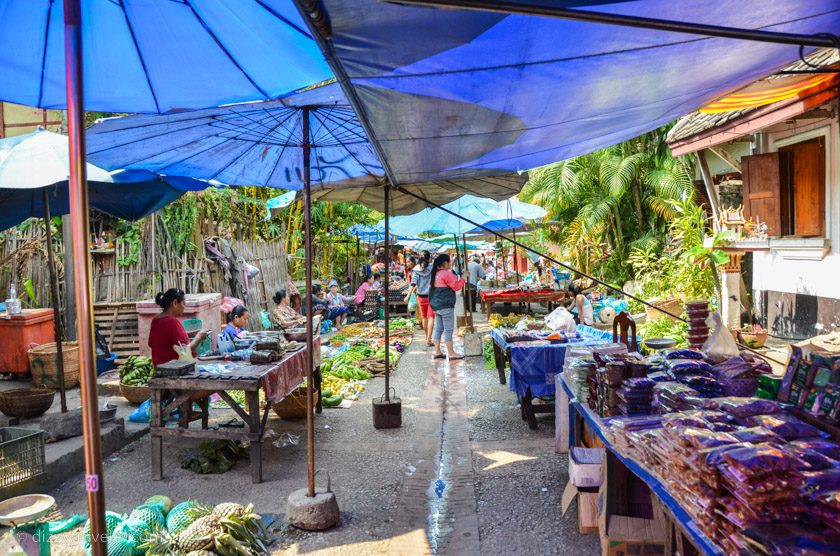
top-left (45, 309), bottom-right (599, 555)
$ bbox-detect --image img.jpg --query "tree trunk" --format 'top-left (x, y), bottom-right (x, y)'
top-left (631, 178), bottom-right (645, 235)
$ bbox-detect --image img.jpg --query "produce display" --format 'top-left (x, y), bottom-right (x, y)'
top-left (120, 356), bottom-right (155, 386)
top-left (489, 313), bottom-right (528, 328)
top-left (79, 495), bottom-right (268, 555)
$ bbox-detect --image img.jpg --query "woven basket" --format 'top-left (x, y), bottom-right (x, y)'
top-left (0, 388), bottom-right (55, 418)
top-left (644, 298), bottom-right (682, 322)
top-left (27, 342), bottom-right (80, 389)
top-left (271, 388), bottom-right (311, 419)
top-left (119, 383), bottom-right (152, 405)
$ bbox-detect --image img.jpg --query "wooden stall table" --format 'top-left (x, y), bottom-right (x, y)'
top-left (480, 287), bottom-right (566, 316)
top-left (148, 339), bottom-right (321, 484)
top-left (489, 325), bottom-right (615, 428)
top-left (559, 374), bottom-right (725, 556)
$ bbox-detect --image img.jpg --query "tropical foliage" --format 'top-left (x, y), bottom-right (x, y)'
top-left (521, 126), bottom-right (718, 304)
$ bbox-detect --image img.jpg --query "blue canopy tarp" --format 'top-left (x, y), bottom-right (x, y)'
top-left (308, 0), bottom-right (840, 182)
top-left (0, 169), bottom-right (208, 231)
top-left (0, 0), bottom-right (332, 113)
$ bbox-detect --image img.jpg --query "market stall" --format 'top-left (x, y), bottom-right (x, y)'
top-left (489, 321), bottom-right (619, 429)
top-left (480, 287), bottom-right (566, 315)
top-left (148, 338), bottom-right (321, 484)
top-left (558, 323), bottom-right (840, 555)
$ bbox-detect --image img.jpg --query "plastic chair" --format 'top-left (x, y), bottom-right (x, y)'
top-left (612, 311), bottom-right (638, 352)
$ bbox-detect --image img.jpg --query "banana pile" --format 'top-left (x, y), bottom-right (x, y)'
top-left (120, 356), bottom-right (155, 386)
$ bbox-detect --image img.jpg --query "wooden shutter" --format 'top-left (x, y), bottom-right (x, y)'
top-left (741, 153), bottom-right (782, 237)
top-left (786, 138), bottom-right (825, 237)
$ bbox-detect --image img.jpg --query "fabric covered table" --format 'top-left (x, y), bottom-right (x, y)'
top-left (148, 338), bottom-right (321, 483)
top-left (490, 325), bottom-right (614, 429)
top-left (480, 287), bottom-right (566, 315)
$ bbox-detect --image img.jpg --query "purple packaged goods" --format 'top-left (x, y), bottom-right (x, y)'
top-left (717, 397), bottom-right (781, 418)
top-left (778, 345), bottom-right (803, 403)
top-left (749, 413), bottom-right (822, 440)
top-left (787, 446), bottom-right (836, 471)
top-left (730, 426), bottom-right (785, 445)
top-left (664, 348), bottom-right (706, 361)
top-left (791, 438), bottom-right (840, 460)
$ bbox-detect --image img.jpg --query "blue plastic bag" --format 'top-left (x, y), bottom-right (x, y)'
top-left (128, 399), bottom-right (151, 423)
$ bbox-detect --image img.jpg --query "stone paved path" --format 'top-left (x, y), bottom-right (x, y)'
top-left (47, 311), bottom-right (598, 555)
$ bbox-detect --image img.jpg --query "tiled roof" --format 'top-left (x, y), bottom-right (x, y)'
top-left (667, 49), bottom-right (839, 144)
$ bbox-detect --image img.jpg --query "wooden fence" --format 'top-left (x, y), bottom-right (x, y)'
top-left (1, 227), bottom-right (289, 335)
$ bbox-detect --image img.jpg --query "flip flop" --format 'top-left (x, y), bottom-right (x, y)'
top-left (448, 355), bottom-right (465, 361)
top-left (433, 354), bottom-right (446, 359)
top-left (219, 418), bottom-right (245, 428)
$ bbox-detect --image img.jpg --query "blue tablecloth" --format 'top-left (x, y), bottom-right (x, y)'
top-left (492, 325), bottom-right (614, 398)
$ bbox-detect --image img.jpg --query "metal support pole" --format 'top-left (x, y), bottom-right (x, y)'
top-left (63, 0), bottom-right (107, 552)
top-left (383, 187), bottom-right (391, 401)
top-left (462, 233), bottom-right (474, 332)
top-left (302, 107), bottom-right (316, 498)
top-left (42, 190), bottom-right (67, 413)
top-left (395, 0), bottom-right (840, 48)
top-left (355, 236), bottom-right (361, 290)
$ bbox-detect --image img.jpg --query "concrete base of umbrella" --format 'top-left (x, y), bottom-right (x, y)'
top-left (286, 487), bottom-right (340, 531)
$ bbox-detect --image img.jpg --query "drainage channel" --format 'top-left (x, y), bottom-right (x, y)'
top-left (427, 360), bottom-right (452, 555)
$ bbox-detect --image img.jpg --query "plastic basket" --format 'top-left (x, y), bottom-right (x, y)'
top-left (0, 428), bottom-right (45, 491)
top-left (183, 318), bottom-right (212, 356)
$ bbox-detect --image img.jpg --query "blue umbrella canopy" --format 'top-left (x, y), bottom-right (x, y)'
top-left (384, 195), bottom-right (546, 237)
top-left (0, 0), bottom-right (332, 113)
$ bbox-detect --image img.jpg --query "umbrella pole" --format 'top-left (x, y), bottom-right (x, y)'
top-left (63, 1), bottom-right (107, 552)
top-left (462, 233), bottom-right (473, 332)
top-left (302, 107), bottom-right (316, 499)
top-left (355, 236), bottom-right (360, 290)
top-left (42, 190), bottom-right (67, 413)
top-left (512, 227), bottom-right (521, 286)
top-left (383, 187), bottom-right (390, 400)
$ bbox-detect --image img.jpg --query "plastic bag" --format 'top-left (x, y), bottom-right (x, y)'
top-left (407, 292), bottom-right (418, 312)
top-left (702, 312), bottom-right (741, 362)
top-left (128, 400), bottom-right (151, 423)
top-left (217, 333), bottom-right (235, 354)
top-left (749, 413), bottom-right (822, 440)
top-left (544, 306), bottom-right (576, 333)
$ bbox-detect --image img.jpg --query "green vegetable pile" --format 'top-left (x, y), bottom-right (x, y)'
top-left (321, 344), bottom-right (402, 380)
top-left (120, 356), bottom-right (155, 386)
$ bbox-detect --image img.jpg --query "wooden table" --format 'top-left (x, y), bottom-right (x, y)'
top-left (148, 341), bottom-right (321, 483)
top-left (479, 289), bottom-right (566, 315)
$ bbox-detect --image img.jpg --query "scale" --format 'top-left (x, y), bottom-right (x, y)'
top-left (0, 494), bottom-right (56, 556)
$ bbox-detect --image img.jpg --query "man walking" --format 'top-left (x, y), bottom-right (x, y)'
top-left (466, 256), bottom-right (486, 313)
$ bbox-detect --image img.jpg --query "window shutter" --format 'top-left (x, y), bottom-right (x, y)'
top-left (789, 138), bottom-right (825, 237)
top-left (741, 153), bottom-right (782, 237)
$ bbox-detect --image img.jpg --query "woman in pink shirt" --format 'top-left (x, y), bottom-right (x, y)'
top-left (354, 274), bottom-right (375, 305)
top-left (429, 253), bottom-right (466, 360)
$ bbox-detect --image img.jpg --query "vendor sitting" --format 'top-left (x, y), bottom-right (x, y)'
top-left (272, 289), bottom-right (306, 329)
top-left (302, 284), bottom-right (329, 318)
top-left (326, 280), bottom-right (353, 329)
top-left (568, 282), bottom-right (595, 326)
top-left (354, 273), bottom-right (376, 305)
top-left (222, 305), bottom-right (249, 341)
top-left (148, 288), bottom-right (208, 366)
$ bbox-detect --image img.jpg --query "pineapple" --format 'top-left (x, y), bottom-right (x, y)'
top-left (144, 495), bottom-right (174, 515)
top-left (83, 511), bottom-right (125, 548)
top-left (177, 515), bottom-right (223, 553)
top-left (186, 552), bottom-right (216, 556)
top-left (212, 502), bottom-right (245, 518)
top-left (166, 501), bottom-right (209, 534)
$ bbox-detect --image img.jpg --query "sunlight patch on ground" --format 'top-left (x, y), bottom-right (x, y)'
top-left (476, 449), bottom-right (537, 471)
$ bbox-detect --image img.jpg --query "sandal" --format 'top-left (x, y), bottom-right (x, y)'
top-left (219, 418), bottom-right (245, 428)
top-left (448, 355), bottom-right (465, 361)
top-left (433, 354), bottom-right (446, 359)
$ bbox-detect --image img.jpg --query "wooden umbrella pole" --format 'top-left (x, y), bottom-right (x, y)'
top-left (512, 227), bottom-right (521, 285)
top-left (383, 186), bottom-right (391, 401)
top-left (42, 189), bottom-right (67, 413)
top-left (64, 0), bottom-right (107, 552)
top-left (302, 107), bottom-right (316, 498)
top-left (462, 233), bottom-right (474, 332)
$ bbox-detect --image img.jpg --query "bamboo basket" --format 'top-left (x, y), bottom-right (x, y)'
top-left (0, 388), bottom-right (55, 418)
top-left (644, 298), bottom-right (682, 323)
top-left (271, 388), bottom-right (311, 419)
top-left (27, 342), bottom-right (80, 389)
top-left (119, 383), bottom-right (152, 405)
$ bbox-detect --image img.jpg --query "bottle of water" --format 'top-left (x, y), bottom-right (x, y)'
top-left (8, 283), bottom-right (20, 315)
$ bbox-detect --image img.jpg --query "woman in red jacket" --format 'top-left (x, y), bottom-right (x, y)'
top-left (148, 289), bottom-right (209, 366)
top-left (429, 254), bottom-right (466, 360)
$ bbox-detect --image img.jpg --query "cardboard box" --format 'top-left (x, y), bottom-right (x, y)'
top-left (600, 515), bottom-right (666, 556)
top-left (561, 482), bottom-right (600, 535)
top-left (569, 447), bottom-right (605, 487)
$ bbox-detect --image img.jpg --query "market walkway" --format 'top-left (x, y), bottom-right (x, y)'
top-left (48, 314), bottom-right (597, 556)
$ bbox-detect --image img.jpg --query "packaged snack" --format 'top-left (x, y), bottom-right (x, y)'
top-left (663, 412), bottom-right (710, 430)
top-left (667, 359), bottom-right (713, 376)
top-left (717, 397), bottom-right (781, 418)
top-left (791, 438), bottom-right (840, 460)
top-left (749, 413), bottom-right (822, 440)
top-left (730, 426), bottom-right (785, 445)
top-left (664, 348), bottom-right (706, 361)
top-left (803, 468), bottom-right (840, 494)
top-left (777, 345), bottom-right (803, 403)
top-left (720, 442), bottom-right (806, 478)
top-left (787, 445), bottom-right (836, 470)
top-left (742, 523), bottom-right (840, 556)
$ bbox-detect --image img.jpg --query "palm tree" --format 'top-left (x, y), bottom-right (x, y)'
top-left (520, 127), bottom-right (695, 284)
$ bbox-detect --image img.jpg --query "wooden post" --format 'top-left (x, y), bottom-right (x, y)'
top-left (63, 0), bottom-right (107, 552)
top-left (383, 187), bottom-right (391, 400)
top-left (42, 190), bottom-right (67, 412)
top-left (302, 107), bottom-right (315, 498)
